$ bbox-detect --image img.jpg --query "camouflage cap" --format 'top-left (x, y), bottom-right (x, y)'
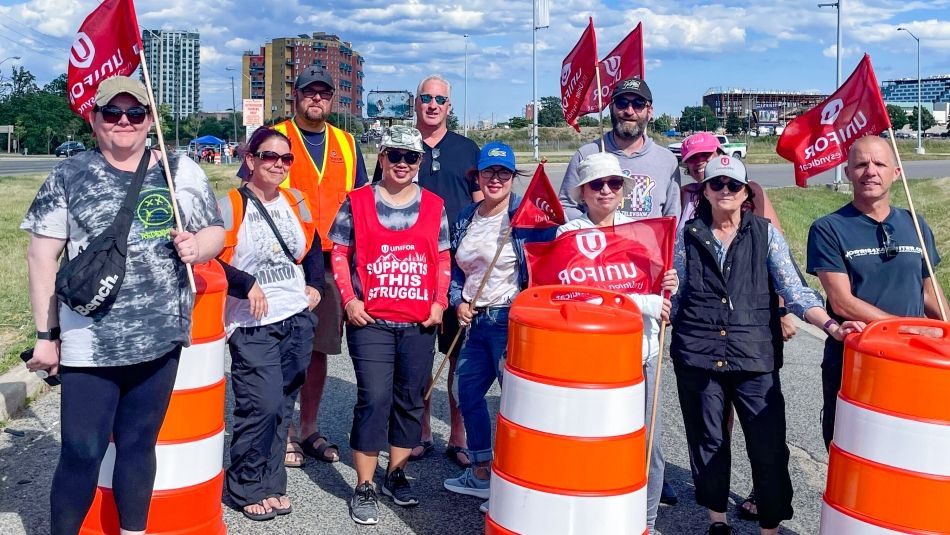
top-left (379, 125), bottom-right (424, 153)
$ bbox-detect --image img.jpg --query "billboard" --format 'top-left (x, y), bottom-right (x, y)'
top-left (756, 106), bottom-right (780, 126)
top-left (367, 90), bottom-right (414, 119)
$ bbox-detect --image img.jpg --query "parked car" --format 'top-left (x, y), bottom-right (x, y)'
top-left (668, 134), bottom-right (747, 159)
top-left (55, 141), bottom-right (86, 157)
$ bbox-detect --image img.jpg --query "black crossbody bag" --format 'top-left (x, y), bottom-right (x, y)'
top-left (239, 185), bottom-right (300, 264)
top-left (55, 150), bottom-right (151, 319)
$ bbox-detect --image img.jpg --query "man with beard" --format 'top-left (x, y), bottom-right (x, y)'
top-left (559, 77), bottom-right (680, 221)
top-left (273, 67), bottom-right (369, 467)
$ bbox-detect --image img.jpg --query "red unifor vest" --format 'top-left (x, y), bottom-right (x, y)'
top-left (350, 185), bottom-right (443, 323)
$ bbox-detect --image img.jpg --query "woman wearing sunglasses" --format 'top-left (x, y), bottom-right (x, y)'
top-left (328, 125), bottom-right (451, 525)
top-left (216, 127), bottom-right (325, 521)
top-left (442, 142), bottom-right (554, 510)
top-left (557, 152), bottom-right (677, 535)
top-left (670, 156), bottom-right (864, 535)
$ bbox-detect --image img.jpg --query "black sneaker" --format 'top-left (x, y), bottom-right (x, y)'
top-left (381, 467), bottom-right (419, 507)
top-left (349, 482), bottom-right (379, 525)
top-left (707, 522), bottom-right (732, 535)
top-left (660, 480), bottom-right (678, 506)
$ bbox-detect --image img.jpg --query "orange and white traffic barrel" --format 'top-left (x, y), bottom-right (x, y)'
top-left (486, 286), bottom-right (648, 535)
top-left (81, 261), bottom-right (228, 535)
top-left (820, 318), bottom-right (950, 534)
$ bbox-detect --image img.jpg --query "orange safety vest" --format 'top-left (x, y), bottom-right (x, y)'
top-left (217, 187), bottom-right (317, 264)
top-left (274, 119), bottom-right (357, 251)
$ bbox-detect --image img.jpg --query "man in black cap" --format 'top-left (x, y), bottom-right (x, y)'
top-left (275, 67), bottom-right (369, 467)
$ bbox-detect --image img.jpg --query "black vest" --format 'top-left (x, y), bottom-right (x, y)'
top-left (671, 211), bottom-right (783, 372)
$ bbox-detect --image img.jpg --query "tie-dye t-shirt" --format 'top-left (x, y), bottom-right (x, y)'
top-left (20, 150), bottom-right (223, 367)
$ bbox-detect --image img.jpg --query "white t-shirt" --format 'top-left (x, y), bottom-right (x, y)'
top-left (557, 212), bottom-right (664, 362)
top-left (225, 194), bottom-right (309, 334)
top-left (455, 210), bottom-right (519, 307)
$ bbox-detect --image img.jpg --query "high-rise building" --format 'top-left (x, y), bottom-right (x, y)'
top-left (242, 32), bottom-right (365, 123)
top-left (140, 30), bottom-right (201, 119)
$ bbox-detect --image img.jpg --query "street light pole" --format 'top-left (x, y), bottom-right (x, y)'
top-left (818, 0), bottom-right (843, 185)
top-left (898, 27), bottom-right (924, 154)
top-left (229, 75), bottom-right (238, 143)
top-left (463, 34), bottom-right (469, 137)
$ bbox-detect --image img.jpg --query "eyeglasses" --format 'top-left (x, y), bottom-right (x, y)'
top-left (386, 150), bottom-right (421, 165)
top-left (588, 178), bottom-right (625, 192)
top-left (256, 151), bottom-right (294, 166)
top-left (881, 223), bottom-right (899, 258)
top-left (478, 168), bottom-right (514, 182)
top-left (431, 147), bottom-right (441, 173)
top-left (707, 179), bottom-right (745, 193)
top-left (299, 87), bottom-right (334, 100)
top-left (613, 97), bottom-right (649, 112)
top-left (419, 94), bottom-right (448, 105)
top-left (96, 105), bottom-right (149, 124)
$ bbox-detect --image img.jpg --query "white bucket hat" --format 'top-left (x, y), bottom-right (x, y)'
top-left (570, 152), bottom-right (634, 204)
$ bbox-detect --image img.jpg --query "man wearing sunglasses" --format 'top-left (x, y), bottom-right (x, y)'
top-left (372, 74), bottom-right (481, 468)
top-left (807, 135), bottom-right (946, 450)
top-left (272, 67), bottom-right (369, 467)
top-left (559, 77), bottom-right (680, 223)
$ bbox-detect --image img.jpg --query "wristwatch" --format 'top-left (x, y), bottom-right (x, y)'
top-left (36, 327), bottom-right (61, 341)
top-left (777, 306), bottom-right (788, 317)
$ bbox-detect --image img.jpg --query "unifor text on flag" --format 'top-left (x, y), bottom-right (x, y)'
top-left (560, 17), bottom-right (598, 131)
top-left (776, 54), bottom-right (890, 186)
top-left (510, 162), bottom-right (566, 229)
top-left (67, 0), bottom-right (143, 120)
top-left (579, 23), bottom-right (644, 115)
top-left (525, 217), bottom-right (675, 301)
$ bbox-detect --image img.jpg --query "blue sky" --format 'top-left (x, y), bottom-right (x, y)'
top-left (1, 0), bottom-right (949, 124)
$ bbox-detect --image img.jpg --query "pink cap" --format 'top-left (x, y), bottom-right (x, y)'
top-left (680, 132), bottom-right (721, 162)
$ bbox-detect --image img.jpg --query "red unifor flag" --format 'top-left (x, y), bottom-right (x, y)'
top-left (524, 217), bottom-right (675, 300)
top-left (510, 162), bottom-right (566, 229)
top-left (560, 17), bottom-right (599, 131)
top-left (579, 23), bottom-right (644, 114)
top-left (776, 54), bottom-right (891, 187)
top-left (67, 0), bottom-right (143, 120)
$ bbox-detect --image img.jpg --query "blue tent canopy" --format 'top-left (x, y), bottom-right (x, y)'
top-left (192, 135), bottom-right (226, 145)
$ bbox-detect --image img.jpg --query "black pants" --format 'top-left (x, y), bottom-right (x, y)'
top-left (348, 322), bottom-right (436, 452)
top-left (820, 339), bottom-right (845, 450)
top-left (227, 311), bottom-right (314, 507)
top-left (674, 363), bottom-right (793, 530)
top-left (51, 347), bottom-right (181, 534)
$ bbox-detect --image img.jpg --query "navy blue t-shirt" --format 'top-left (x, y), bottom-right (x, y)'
top-left (807, 202), bottom-right (940, 351)
top-left (373, 131), bottom-right (479, 222)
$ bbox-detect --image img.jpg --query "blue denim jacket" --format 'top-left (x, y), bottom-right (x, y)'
top-left (448, 193), bottom-right (556, 307)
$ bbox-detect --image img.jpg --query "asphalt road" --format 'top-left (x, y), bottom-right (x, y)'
top-left (0, 157), bottom-right (61, 177)
top-left (1, 320), bottom-right (831, 535)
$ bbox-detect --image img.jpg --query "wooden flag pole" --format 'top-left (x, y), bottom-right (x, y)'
top-left (884, 128), bottom-right (947, 320)
top-left (139, 50), bottom-right (197, 293)
top-left (645, 297), bottom-right (668, 477)
top-left (595, 63), bottom-right (606, 153)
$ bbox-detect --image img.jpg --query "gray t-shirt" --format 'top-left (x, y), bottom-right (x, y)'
top-left (559, 134), bottom-right (681, 221)
top-left (21, 150), bottom-right (223, 367)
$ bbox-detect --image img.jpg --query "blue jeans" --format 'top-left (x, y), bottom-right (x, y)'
top-left (454, 306), bottom-right (509, 463)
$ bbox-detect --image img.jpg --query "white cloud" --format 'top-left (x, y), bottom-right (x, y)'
top-left (822, 44), bottom-right (864, 59)
top-left (225, 38), bottom-right (256, 51)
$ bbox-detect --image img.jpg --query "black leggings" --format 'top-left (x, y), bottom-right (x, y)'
top-left (51, 348), bottom-right (180, 534)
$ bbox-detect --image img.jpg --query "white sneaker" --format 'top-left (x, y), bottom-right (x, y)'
top-left (479, 500), bottom-right (489, 514)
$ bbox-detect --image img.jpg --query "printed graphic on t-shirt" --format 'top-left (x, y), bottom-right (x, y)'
top-left (366, 243), bottom-right (430, 301)
top-left (135, 187), bottom-right (176, 240)
top-left (620, 173), bottom-right (656, 218)
top-left (245, 205), bottom-right (302, 285)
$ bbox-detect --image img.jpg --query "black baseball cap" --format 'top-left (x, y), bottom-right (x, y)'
top-left (611, 77), bottom-right (652, 102)
top-left (294, 68), bottom-right (335, 91)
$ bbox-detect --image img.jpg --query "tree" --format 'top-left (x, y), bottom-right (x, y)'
top-left (678, 105), bottom-right (719, 133)
top-left (886, 105), bottom-right (908, 130)
top-left (576, 115), bottom-right (599, 127)
top-left (0, 68), bottom-right (92, 154)
top-left (653, 113), bottom-right (673, 133)
top-left (725, 113), bottom-right (743, 136)
top-left (9, 66), bottom-right (38, 97)
top-left (43, 74), bottom-right (68, 97)
top-left (908, 106), bottom-right (936, 132)
top-left (508, 116), bottom-right (530, 129)
top-left (447, 110), bottom-right (460, 131)
top-left (538, 96), bottom-right (566, 127)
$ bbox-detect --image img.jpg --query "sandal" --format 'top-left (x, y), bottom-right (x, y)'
top-left (737, 490), bottom-right (758, 520)
top-left (242, 501), bottom-right (276, 522)
top-left (285, 441), bottom-right (306, 468)
top-left (408, 440), bottom-right (434, 461)
top-left (300, 432), bottom-right (340, 463)
top-left (445, 444), bottom-right (471, 468)
top-left (266, 494), bottom-right (292, 516)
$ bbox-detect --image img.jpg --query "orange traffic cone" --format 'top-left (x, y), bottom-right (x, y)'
top-left (820, 318), bottom-right (950, 534)
top-left (81, 261), bottom-right (228, 535)
top-left (486, 286), bottom-right (648, 535)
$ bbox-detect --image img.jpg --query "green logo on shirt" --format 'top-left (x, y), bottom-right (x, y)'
top-left (136, 189), bottom-right (174, 240)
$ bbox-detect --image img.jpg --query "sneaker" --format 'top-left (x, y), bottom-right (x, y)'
top-left (381, 467), bottom-right (419, 507)
top-left (479, 500), bottom-right (489, 514)
top-left (707, 522), bottom-right (732, 535)
top-left (443, 466), bottom-right (491, 499)
top-left (660, 480), bottom-right (678, 506)
top-left (349, 482), bottom-right (379, 525)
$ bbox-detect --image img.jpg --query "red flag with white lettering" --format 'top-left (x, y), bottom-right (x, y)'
top-left (579, 23), bottom-right (644, 115)
top-left (67, 0), bottom-right (143, 120)
top-left (776, 54), bottom-right (890, 187)
top-left (510, 162), bottom-right (566, 229)
top-left (525, 217), bottom-right (675, 298)
top-left (560, 18), bottom-right (598, 131)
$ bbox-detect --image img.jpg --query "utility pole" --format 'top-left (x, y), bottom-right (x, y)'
top-left (819, 0), bottom-right (843, 185)
top-left (898, 27), bottom-right (925, 154)
top-left (533, 0), bottom-right (550, 161)
top-left (463, 34), bottom-right (469, 137)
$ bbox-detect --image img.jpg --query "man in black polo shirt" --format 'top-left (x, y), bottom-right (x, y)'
top-left (807, 135), bottom-right (946, 449)
top-left (373, 74), bottom-right (480, 467)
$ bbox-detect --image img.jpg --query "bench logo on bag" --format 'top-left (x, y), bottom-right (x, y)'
top-left (70, 273), bottom-right (120, 316)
